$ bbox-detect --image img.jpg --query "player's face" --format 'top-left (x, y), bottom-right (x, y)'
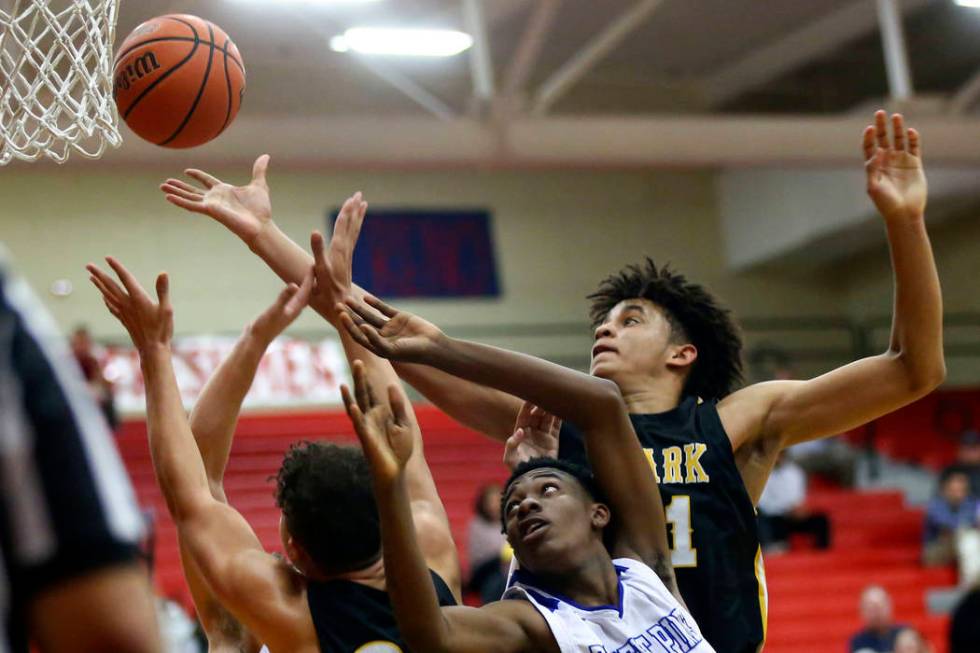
top-left (591, 299), bottom-right (676, 382)
top-left (502, 469), bottom-right (605, 575)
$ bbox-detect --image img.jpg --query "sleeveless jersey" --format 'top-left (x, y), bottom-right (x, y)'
top-left (306, 570), bottom-right (456, 652)
top-left (558, 396), bottom-right (766, 653)
top-left (505, 557), bottom-right (714, 653)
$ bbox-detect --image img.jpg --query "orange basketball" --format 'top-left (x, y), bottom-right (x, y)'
top-left (113, 14), bottom-right (246, 149)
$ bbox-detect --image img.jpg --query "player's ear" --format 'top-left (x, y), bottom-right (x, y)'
top-left (590, 502), bottom-right (611, 530)
top-left (666, 343), bottom-right (697, 371)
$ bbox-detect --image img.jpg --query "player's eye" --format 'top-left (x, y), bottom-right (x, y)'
top-left (542, 483), bottom-right (558, 495)
top-left (505, 500), bottom-right (519, 515)
top-left (623, 316), bottom-right (640, 326)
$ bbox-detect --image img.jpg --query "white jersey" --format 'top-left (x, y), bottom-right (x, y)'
top-left (504, 557), bottom-right (715, 653)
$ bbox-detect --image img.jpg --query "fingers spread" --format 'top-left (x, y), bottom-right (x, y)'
top-left (874, 110), bottom-right (889, 149)
top-left (388, 385), bottom-right (410, 428)
top-left (165, 195), bottom-right (206, 214)
top-left (340, 384), bottom-right (364, 427)
top-left (363, 294), bottom-right (398, 319)
top-left (891, 113), bottom-right (906, 151)
top-left (908, 127), bottom-right (921, 157)
top-left (160, 183), bottom-right (203, 203)
top-left (339, 312), bottom-right (373, 349)
top-left (185, 169), bottom-right (221, 189)
top-left (86, 264), bottom-right (127, 302)
top-left (344, 297), bottom-right (387, 328)
top-left (351, 360), bottom-right (372, 412)
top-left (106, 257), bottom-right (146, 300)
top-left (162, 178), bottom-right (203, 195)
top-left (155, 273), bottom-right (170, 308)
top-left (862, 125), bottom-right (875, 161)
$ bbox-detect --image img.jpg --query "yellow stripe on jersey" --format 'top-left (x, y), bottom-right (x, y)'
top-left (755, 545), bottom-right (768, 651)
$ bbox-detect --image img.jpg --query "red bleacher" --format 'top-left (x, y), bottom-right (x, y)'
top-left (117, 404), bottom-right (954, 652)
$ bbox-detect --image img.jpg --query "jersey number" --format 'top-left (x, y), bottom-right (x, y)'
top-left (665, 495), bottom-right (697, 568)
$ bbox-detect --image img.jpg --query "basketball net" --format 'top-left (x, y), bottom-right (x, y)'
top-left (0, 0), bottom-right (121, 165)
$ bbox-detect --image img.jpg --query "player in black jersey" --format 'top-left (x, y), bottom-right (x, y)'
top-left (87, 197), bottom-right (460, 653)
top-left (161, 111), bottom-right (943, 653)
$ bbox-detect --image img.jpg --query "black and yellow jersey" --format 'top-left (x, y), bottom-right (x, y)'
top-left (559, 395), bottom-right (766, 653)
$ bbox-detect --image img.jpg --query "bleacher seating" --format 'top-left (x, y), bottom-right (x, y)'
top-left (116, 405), bottom-right (954, 652)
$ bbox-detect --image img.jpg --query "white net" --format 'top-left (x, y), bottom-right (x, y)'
top-left (0, 0), bottom-right (121, 165)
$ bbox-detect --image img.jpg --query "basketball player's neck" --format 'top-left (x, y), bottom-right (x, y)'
top-left (615, 374), bottom-right (684, 415)
top-left (534, 551), bottom-right (620, 608)
top-left (325, 556), bottom-right (386, 591)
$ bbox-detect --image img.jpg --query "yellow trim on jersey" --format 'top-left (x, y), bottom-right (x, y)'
top-left (754, 546), bottom-right (768, 651)
top-left (355, 641), bottom-right (403, 652)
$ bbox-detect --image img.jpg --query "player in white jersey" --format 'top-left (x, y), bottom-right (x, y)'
top-left (338, 294), bottom-right (715, 653)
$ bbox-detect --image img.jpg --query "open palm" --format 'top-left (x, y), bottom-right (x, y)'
top-left (864, 111), bottom-right (926, 221)
top-left (161, 155), bottom-right (273, 245)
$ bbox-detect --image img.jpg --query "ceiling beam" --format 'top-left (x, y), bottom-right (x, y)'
top-left (529, 0), bottom-right (664, 116)
top-left (281, 6), bottom-right (456, 121)
top-left (462, 0), bottom-right (495, 105)
top-left (502, 0), bottom-right (563, 99)
top-left (703, 0), bottom-right (933, 108)
top-left (98, 114), bottom-right (980, 168)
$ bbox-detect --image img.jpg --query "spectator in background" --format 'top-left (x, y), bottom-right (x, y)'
top-left (70, 324), bottom-right (118, 431)
top-left (757, 451), bottom-right (831, 552)
top-left (893, 627), bottom-right (933, 653)
top-left (922, 469), bottom-right (979, 568)
top-left (850, 585), bottom-right (904, 653)
top-left (944, 430), bottom-right (980, 498)
top-left (466, 483), bottom-right (508, 604)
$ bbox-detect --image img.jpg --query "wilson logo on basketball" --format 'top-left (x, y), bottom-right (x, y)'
top-left (113, 52), bottom-right (161, 96)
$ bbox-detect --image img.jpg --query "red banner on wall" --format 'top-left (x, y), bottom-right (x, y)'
top-left (99, 336), bottom-right (350, 413)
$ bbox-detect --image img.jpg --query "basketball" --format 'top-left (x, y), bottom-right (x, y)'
top-left (112, 14), bottom-right (245, 149)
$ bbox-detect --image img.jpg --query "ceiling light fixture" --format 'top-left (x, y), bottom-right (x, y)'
top-left (229, 0), bottom-right (381, 4)
top-left (954, 0), bottom-right (980, 7)
top-left (329, 28), bottom-right (473, 57)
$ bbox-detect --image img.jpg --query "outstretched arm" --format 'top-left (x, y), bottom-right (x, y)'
top-left (342, 363), bottom-right (553, 653)
top-left (178, 274), bottom-right (310, 651)
top-left (309, 221), bottom-right (461, 597)
top-left (160, 160), bottom-right (522, 441)
top-left (87, 259), bottom-right (300, 646)
top-left (720, 112), bottom-right (945, 498)
top-left (340, 297), bottom-right (676, 593)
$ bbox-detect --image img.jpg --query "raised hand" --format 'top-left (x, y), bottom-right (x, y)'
top-left (309, 192), bottom-right (368, 322)
top-left (87, 257), bottom-right (173, 354)
top-left (341, 360), bottom-right (413, 485)
top-left (863, 111), bottom-right (927, 221)
top-left (337, 295), bottom-right (445, 364)
top-left (503, 402), bottom-right (561, 470)
top-left (160, 154), bottom-right (273, 246)
top-left (249, 270), bottom-right (313, 344)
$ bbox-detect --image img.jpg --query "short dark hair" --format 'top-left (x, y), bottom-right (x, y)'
top-left (274, 441), bottom-right (380, 573)
top-left (500, 457), bottom-right (602, 531)
top-left (588, 258), bottom-right (743, 400)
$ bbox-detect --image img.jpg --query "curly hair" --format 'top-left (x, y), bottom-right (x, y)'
top-left (274, 441), bottom-right (380, 574)
top-left (588, 258), bottom-right (743, 400)
top-left (500, 457), bottom-right (603, 531)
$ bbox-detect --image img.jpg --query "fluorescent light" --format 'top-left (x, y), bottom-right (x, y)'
top-left (955, 0), bottom-right (980, 7)
top-left (330, 28), bottom-right (473, 57)
top-left (230, 0), bottom-right (380, 4)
